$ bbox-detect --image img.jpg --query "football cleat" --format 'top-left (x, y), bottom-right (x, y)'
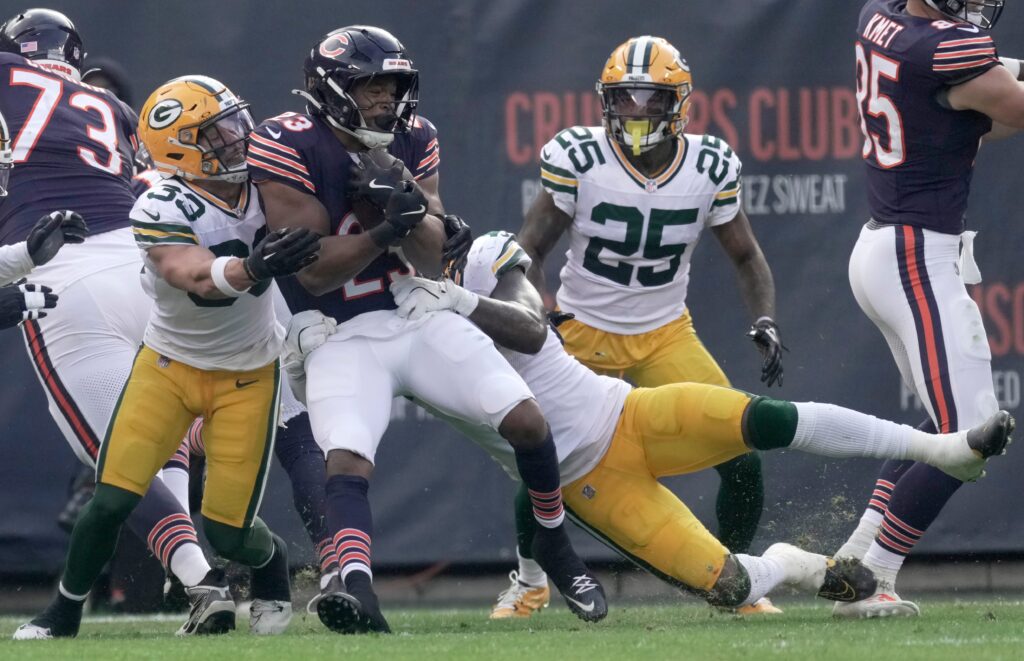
top-left (936, 410), bottom-right (1014, 482)
top-left (13, 593), bottom-right (84, 640)
top-left (249, 599), bottom-right (292, 635)
top-left (489, 571), bottom-right (551, 620)
top-left (763, 543), bottom-right (876, 602)
top-left (531, 525), bottom-right (608, 623)
top-left (832, 581), bottom-right (921, 619)
top-left (176, 569), bottom-right (236, 636)
top-left (316, 574), bottom-right (391, 634)
top-left (735, 597), bottom-right (783, 615)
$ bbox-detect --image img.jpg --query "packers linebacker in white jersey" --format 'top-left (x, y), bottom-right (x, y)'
top-left (16, 76), bottom-right (320, 640)
top-left (506, 36), bottom-right (783, 616)
top-left (355, 231), bottom-right (1011, 616)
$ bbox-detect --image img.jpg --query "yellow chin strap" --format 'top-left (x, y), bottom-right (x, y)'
top-left (625, 120), bottom-right (648, 156)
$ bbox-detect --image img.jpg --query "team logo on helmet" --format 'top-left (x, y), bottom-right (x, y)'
top-left (148, 99), bottom-right (183, 130)
top-left (319, 33), bottom-right (349, 58)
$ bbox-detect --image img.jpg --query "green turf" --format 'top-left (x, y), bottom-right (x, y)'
top-left (1, 599), bottom-right (1023, 660)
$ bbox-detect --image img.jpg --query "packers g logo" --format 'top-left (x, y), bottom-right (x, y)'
top-left (149, 99), bottom-right (183, 130)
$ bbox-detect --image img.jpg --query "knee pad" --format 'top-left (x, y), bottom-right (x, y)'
top-left (203, 516), bottom-right (246, 559)
top-left (744, 397), bottom-right (798, 451)
top-left (704, 558), bottom-right (751, 608)
top-left (89, 483), bottom-right (142, 525)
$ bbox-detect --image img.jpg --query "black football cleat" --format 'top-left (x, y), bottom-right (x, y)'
top-left (316, 574), bottom-right (391, 634)
top-left (176, 568), bottom-right (236, 636)
top-left (13, 593), bottom-right (84, 640)
top-left (967, 410), bottom-right (1015, 460)
top-left (817, 557), bottom-right (878, 603)
top-left (531, 525), bottom-right (608, 622)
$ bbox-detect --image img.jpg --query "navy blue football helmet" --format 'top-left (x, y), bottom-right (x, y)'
top-left (294, 25), bottom-right (418, 148)
top-left (0, 8), bottom-right (85, 79)
top-left (924, 0), bottom-right (1004, 29)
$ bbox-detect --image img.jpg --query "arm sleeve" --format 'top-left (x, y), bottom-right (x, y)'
top-left (539, 134), bottom-right (580, 218)
top-left (410, 116), bottom-right (440, 181)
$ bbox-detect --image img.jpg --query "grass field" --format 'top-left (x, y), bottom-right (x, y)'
top-left (1, 598), bottom-right (1023, 660)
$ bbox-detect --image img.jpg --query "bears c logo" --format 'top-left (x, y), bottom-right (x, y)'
top-left (319, 33), bottom-right (349, 58)
top-left (148, 99), bottom-right (183, 129)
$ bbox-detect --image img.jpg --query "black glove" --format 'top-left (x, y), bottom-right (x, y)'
top-left (27, 210), bottom-right (88, 266)
top-left (368, 180), bottom-right (428, 248)
top-left (243, 227), bottom-right (321, 281)
top-left (347, 150), bottom-right (406, 210)
top-left (0, 283), bottom-right (57, 328)
top-left (547, 310), bottom-right (575, 327)
top-left (441, 214), bottom-right (472, 278)
top-left (747, 316), bottom-right (786, 387)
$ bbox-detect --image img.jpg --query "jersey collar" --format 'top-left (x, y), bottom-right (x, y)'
top-left (606, 134), bottom-right (687, 191)
top-left (182, 180), bottom-right (250, 218)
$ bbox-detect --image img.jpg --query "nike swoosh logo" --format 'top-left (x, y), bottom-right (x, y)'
top-left (235, 378), bottom-right (259, 388)
top-left (957, 24), bottom-right (980, 33)
top-left (266, 127), bottom-right (282, 139)
top-left (368, 179), bottom-right (394, 190)
top-left (143, 209), bottom-right (160, 221)
top-left (541, 148), bottom-right (552, 160)
top-left (401, 205), bottom-right (426, 216)
top-left (565, 596), bottom-right (595, 613)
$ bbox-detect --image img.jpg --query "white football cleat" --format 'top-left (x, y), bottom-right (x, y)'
top-left (832, 581), bottom-right (921, 619)
top-left (12, 623), bottom-right (54, 640)
top-left (249, 599), bottom-right (292, 635)
top-left (763, 543), bottom-right (828, 593)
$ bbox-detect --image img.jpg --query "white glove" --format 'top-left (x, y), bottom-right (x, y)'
top-left (390, 276), bottom-right (479, 320)
top-left (285, 309), bottom-right (338, 360)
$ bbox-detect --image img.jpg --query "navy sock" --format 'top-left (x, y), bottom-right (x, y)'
top-left (274, 413), bottom-right (332, 571)
top-left (866, 419), bottom-right (935, 516)
top-left (513, 432), bottom-right (565, 529)
top-left (876, 462), bottom-right (962, 556)
top-left (325, 474), bottom-right (373, 584)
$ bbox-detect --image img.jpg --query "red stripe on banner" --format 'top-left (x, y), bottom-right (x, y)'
top-left (250, 132), bottom-right (301, 157)
top-left (23, 322), bottom-right (100, 458)
top-left (902, 227), bottom-right (953, 433)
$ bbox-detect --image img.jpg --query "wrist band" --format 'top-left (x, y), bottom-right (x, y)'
top-left (999, 57), bottom-right (1022, 81)
top-left (211, 256), bottom-right (250, 297)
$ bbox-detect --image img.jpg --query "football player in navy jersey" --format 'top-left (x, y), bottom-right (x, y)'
top-left (250, 26), bottom-right (605, 634)
top-left (835, 0), bottom-right (1024, 618)
top-left (0, 9), bottom-right (224, 637)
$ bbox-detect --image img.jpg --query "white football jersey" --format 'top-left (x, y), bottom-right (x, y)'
top-left (435, 231), bottom-right (631, 483)
top-left (541, 126), bottom-right (742, 334)
top-left (130, 179), bottom-right (284, 371)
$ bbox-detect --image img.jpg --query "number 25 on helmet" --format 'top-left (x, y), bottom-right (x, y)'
top-left (138, 75), bottom-right (255, 184)
top-left (597, 36), bottom-right (692, 157)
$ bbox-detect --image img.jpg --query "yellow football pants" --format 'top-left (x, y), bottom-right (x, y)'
top-left (97, 345), bottom-right (280, 528)
top-left (557, 311), bottom-right (730, 388)
top-left (563, 383), bottom-right (753, 591)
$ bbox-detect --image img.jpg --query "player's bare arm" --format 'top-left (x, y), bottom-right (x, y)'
top-left (257, 178), bottom-right (383, 296)
top-left (946, 63), bottom-right (1024, 128)
top-left (711, 208), bottom-right (776, 321)
top-left (518, 189), bottom-right (573, 296)
top-left (146, 244), bottom-right (251, 299)
top-left (467, 267), bottom-right (548, 354)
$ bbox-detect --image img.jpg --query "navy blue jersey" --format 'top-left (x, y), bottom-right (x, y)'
top-left (0, 53), bottom-right (139, 244)
top-left (247, 111), bottom-right (440, 322)
top-left (856, 0), bottom-right (999, 234)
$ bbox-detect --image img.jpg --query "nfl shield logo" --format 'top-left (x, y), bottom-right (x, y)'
top-left (158, 355), bottom-right (171, 368)
top-left (645, 179), bottom-right (657, 193)
top-left (582, 484), bottom-right (596, 500)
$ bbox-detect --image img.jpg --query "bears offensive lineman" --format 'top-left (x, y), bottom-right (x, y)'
top-left (507, 35), bottom-right (780, 616)
top-left (250, 26), bottom-right (605, 634)
top-left (0, 9), bottom-right (220, 634)
top-left (288, 231), bottom-right (1014, 613)
top-left (833, 0), bottom-right (1024, 618)
top-left (16, 75), bottom-right (321, 639)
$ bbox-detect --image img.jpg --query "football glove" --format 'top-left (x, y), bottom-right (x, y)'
top-left (282, 310), bottom-right (338, 406)
top-left (441, 214), bottom-right (472, 280)
top-left (347, 150), bottom-right (405, 210)
top-left (368, 180), bottom-right (428, 248)
top-left (747, 316), bottom-right (786, 387)
top-left (243, 227), bottom-right (320, 281)
top-left (27, 210), bottom-right (87, 266)
top-left (0, 283), bottom-right (57, 328)
top-left (390, 276), bottom-right (479, 320)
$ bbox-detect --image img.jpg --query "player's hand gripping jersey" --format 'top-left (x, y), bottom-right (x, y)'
top-left (247, 112), bottom-right (440, 322)
top-left (0, 53), bottom-right (139, 244)
top-left (130, 180), bottom-right (283, 371)
top-left (856, 0), bottom-right (1000, 233)
top-left (427, 231), bottom-right (632, 483)
top-left (542, 126), bottom-right (741, 334)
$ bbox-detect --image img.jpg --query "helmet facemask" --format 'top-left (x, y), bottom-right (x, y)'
top-left (599, 82), bottom-right (690, 156)
top-left (926, 0), bottom-right (1005, 29)
top-left (303, 68), bottom-right (418, 148)
top-left (172, 104), bottom-right (254, 183)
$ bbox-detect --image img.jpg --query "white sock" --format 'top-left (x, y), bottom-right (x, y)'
top-left (862, 541), bottom-right (904, 586)
top-left (791, 402), bottom-right (911, 459)
top-left (835, 508), bottom-right (883, 560)
top-left (169, 543), bottom-right (211, 587)
top-left (734, 554), bottom-right (786, 606)
top-left (517, 549), bottom-right (547, 587)
top-left (340, 564), bottom-right (373, 583)
top-left (158, 467), bottom-right (191, 513)
top-left (58, 582), bottom-right (88, 601)
top-left (320, 571), bottom-right (337, 591)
